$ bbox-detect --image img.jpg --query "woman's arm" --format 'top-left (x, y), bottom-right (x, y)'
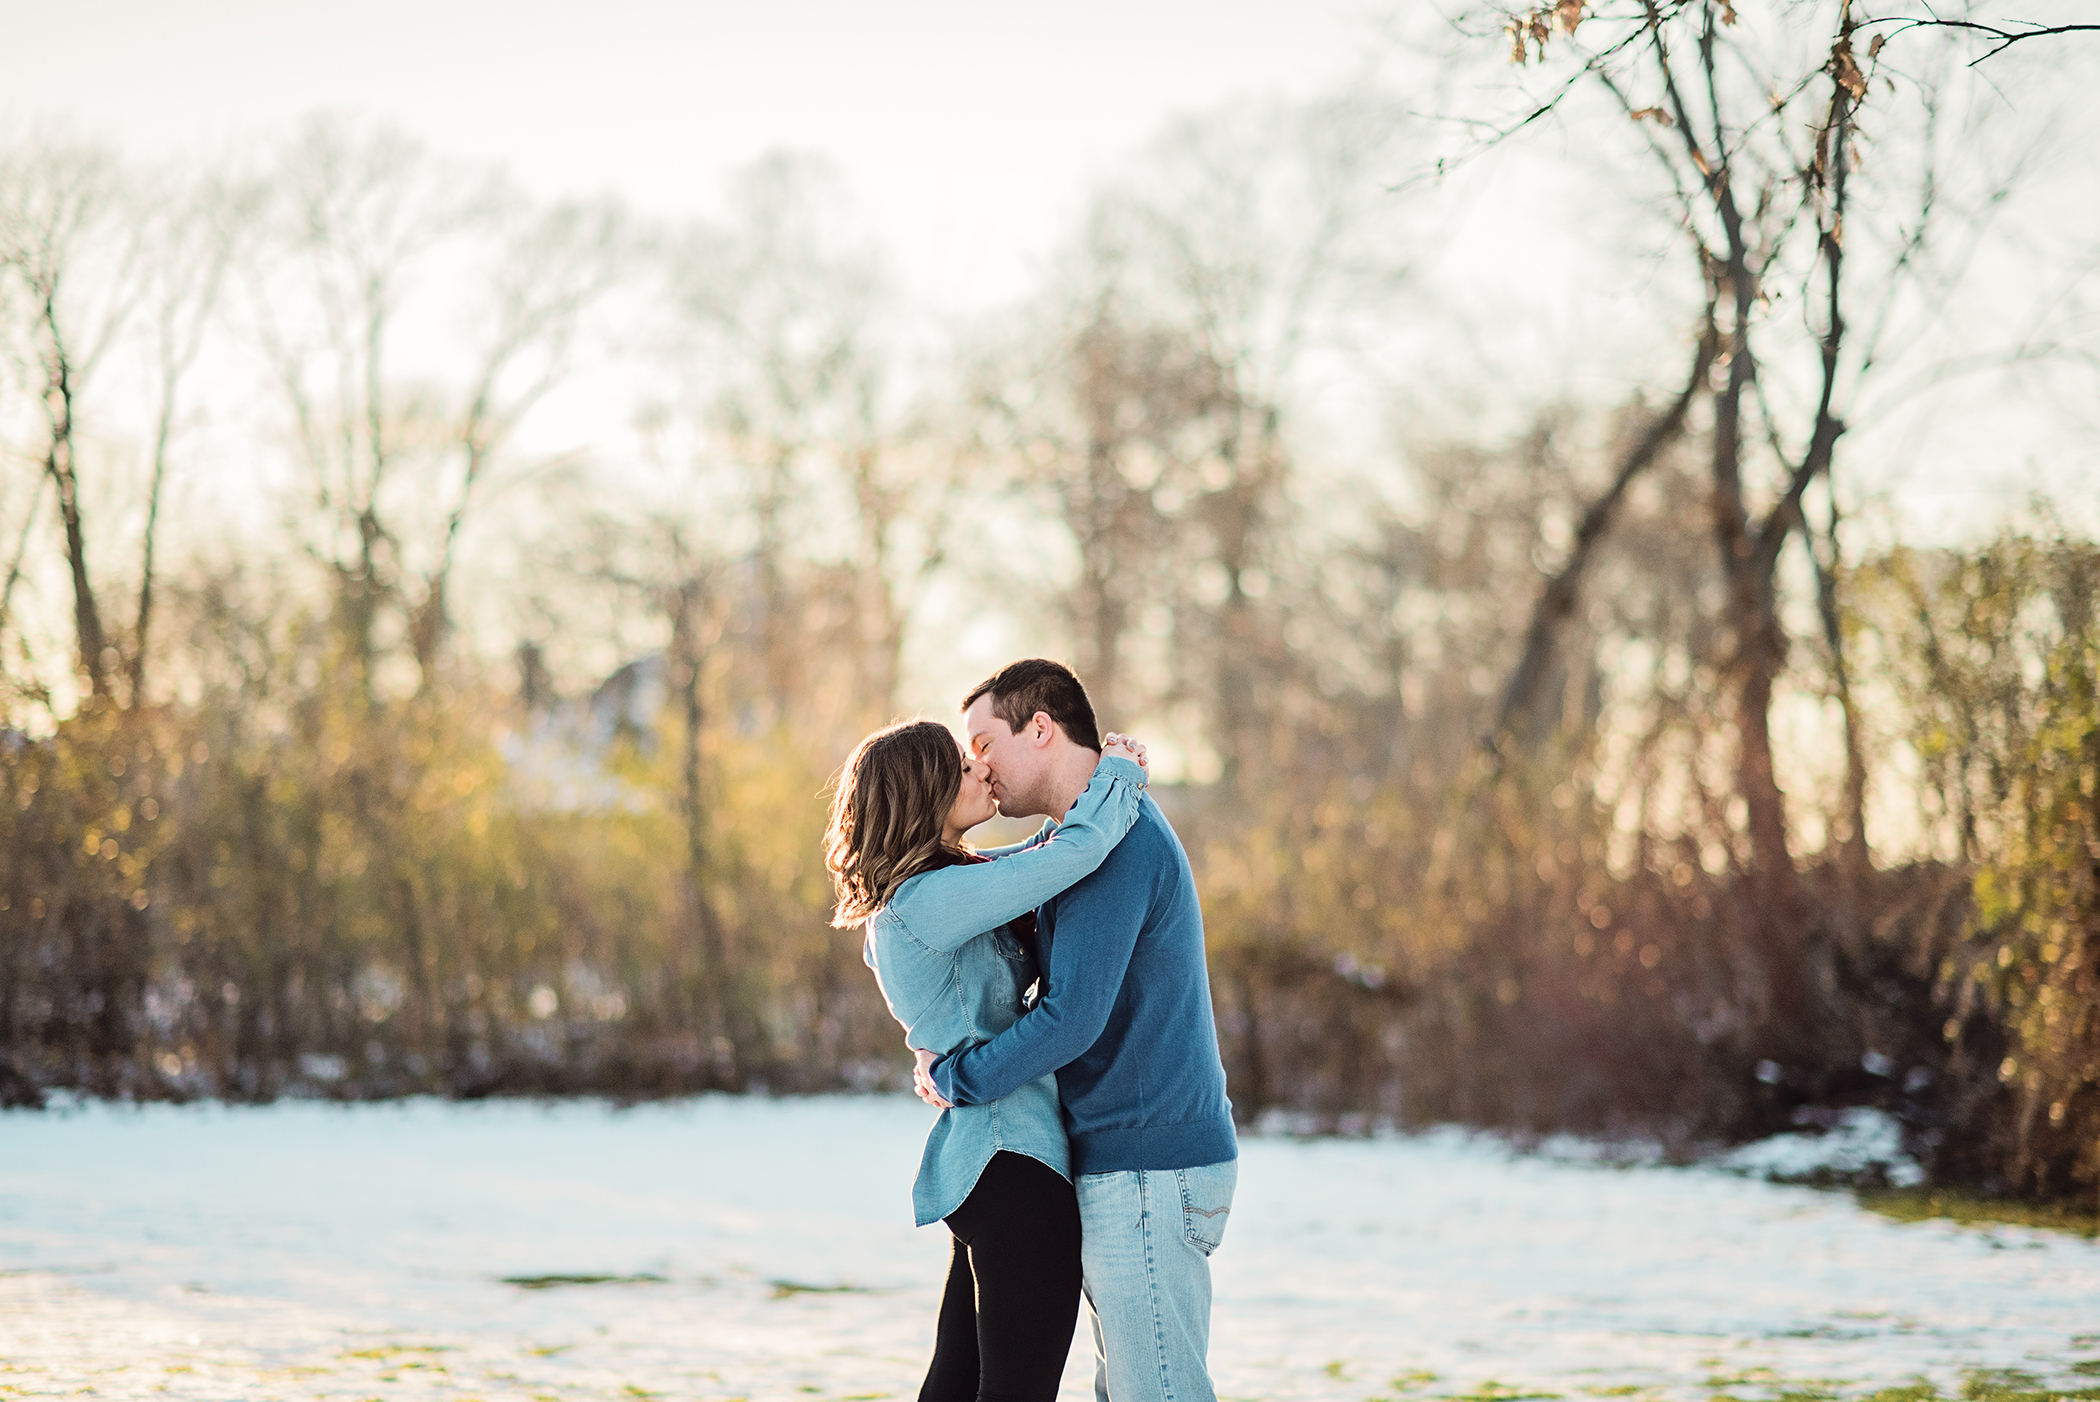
top-left (974, 736), bottom-right (1145, 860)
top-left (885, 755), bottom-right (1147, 955)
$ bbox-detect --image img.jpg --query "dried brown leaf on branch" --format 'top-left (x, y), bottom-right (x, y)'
top-left (1830, 38), bottom-right (1869, 100)
top-left (1719, 1), bottom-right (1738, 23)
top-left (1505, 5), bottom-right (1573, 63)
top-left (1506, 15), bottom-right (1531, 63)
top-left (1629, 106), bottom-right (1676, 126)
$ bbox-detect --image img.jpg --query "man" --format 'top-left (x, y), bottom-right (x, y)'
top-left (915, 658), bottom-right (1237, 1402)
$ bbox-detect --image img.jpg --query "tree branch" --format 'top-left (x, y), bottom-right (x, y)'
top-left (0, 474), bottom-right (49, 652)
top-left (1488, 316), bottom-right (1719, 753)
top-left (1753, 38), bottom-right (1853, 579)
top-left (1861, 18), bottom-right (2100, 66)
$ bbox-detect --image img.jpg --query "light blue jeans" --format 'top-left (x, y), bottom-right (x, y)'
top-left (1077, 1159), bottom-right (1238, 1402)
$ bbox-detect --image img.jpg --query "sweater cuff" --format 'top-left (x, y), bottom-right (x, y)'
top-left (1096, 753), bottom-right (1147, 789)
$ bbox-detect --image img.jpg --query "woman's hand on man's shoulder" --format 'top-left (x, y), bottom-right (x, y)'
top-left (1101, 732), bottom-right (1147, 774)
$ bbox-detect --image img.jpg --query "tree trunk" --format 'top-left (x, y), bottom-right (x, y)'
top-left (129, 382), bottom-right (177, 710)
top-left (845, 439), bottom-right (921, 725)
top-left (1724, 464), bottom-right (1812, 1039)
top-left (40, 323), bottom-right (110, 700)
top-left (337, 507), bottom-right (387, 705)
top-left (1731, 604), bottom-right (1795, 887)
top-left (668, 576), bottom-right (729, 1054)
top-left (1205, 399), bottom-right (1280, 798)
top-left (1809, 497), bottom-right (1870, 882)
top-left (1077, 431), bottom-right (1129, 712)
top-left (754, 446), bottom-right (798, 725)
top-left (1069, 323), bottom-right (1135, 715)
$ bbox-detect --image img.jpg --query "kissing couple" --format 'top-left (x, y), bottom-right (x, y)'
top-left (824, 658), bottom-right (1237, 1402)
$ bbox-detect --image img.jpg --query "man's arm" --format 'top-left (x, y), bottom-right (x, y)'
top-left (926, 836), bottom-right (1151, 1106)
top-left (971, 822), bottom-right (1053, 860)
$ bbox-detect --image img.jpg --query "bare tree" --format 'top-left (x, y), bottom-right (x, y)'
top-left (0, 133), bottom-right (143, 701)
top-left (671, 153), bottom-right (932, 729)
top-left (1456, 0), bottom-right (2072, 1043)
top-left (1120, 93), bottom-right (1416, 791)
top-left (972, 289), bottom-right (1216, 722)
top-left (255, 120), bottom-right (484, 696)
top-left (258, 120), bottom-right (623, 696)
top-left (551, 505), bottom-right (739, 1069)
top-left (405, 195), bottom-right (631, 688)
top-left (128, 170), bottom-right (256, 709)
top-left (1473, 2), bottom-right (1871, 912)
top-left (987, 93), bottom-right (1418, 786)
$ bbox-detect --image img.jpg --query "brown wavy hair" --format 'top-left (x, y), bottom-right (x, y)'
top-left (824, 719), bottom-right (966, 927)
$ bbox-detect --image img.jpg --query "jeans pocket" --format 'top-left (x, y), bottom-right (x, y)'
top-left (1177, 1162), bottom-right (1235, 1256)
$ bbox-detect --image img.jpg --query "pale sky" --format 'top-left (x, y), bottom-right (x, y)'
top-left (8, 0), bottom-right (1397, 309)
top-left (7, 0), bottom-right (2095, 543)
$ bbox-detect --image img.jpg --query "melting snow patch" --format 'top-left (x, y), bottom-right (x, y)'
top-left (1713, 1107), bottom-right (1925, 1186)
top-left (1527, 1130), bottom-right (1672, 1167)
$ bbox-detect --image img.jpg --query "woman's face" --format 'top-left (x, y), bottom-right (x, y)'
top-left (943, 745), bottom-right (998, 841)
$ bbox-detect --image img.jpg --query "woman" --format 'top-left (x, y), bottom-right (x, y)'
top-left (823, 718), bottom-right (1148, 1402)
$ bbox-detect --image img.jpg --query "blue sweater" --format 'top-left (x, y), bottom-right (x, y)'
top-left (930, 793), bottom-right (1237, 1175)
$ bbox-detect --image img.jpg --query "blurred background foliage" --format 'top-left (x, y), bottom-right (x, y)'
top-left (2, 2), bottom-right (2096, 1208)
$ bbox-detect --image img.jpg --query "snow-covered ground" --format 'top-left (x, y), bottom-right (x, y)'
top-left (2, 1096), bottom-right (2094, 1402)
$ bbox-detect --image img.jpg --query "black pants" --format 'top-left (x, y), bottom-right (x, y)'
top-left (919, 1150), bottom-right (1083, 1402)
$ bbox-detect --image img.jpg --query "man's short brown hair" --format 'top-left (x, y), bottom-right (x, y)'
top-left (962, 658), bottom-right (1101, 752)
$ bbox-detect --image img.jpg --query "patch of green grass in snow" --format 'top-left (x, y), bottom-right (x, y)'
top-left (1439, 1382), bottom-right (1563, 1402)
top-left (1862, 1385), bottom-right (1942, 1402)
top-left (502, 1273), bottom-right (668, 1290)
top-left (1708, 1368), bottom-right (1782, 1390)
top-left (1966, 1369), bottom-right (2100, 1402)
top-left (1860, 1189), bottom-right (2099, 1239)
top-left (340, 1345), bottom-right (456, 1361)
top-left (769, 1279), bottom-right (875, 1299)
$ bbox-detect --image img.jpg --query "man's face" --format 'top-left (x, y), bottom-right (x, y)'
top-left (963, 693), bottom-right (1048, 818)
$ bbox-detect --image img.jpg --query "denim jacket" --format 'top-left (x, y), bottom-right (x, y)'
top-left (863, 755), bottom-right (1147, 1225)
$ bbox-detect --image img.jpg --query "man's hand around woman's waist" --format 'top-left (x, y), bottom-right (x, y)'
top-left (915, 1048), bottom-right (953, 1108)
